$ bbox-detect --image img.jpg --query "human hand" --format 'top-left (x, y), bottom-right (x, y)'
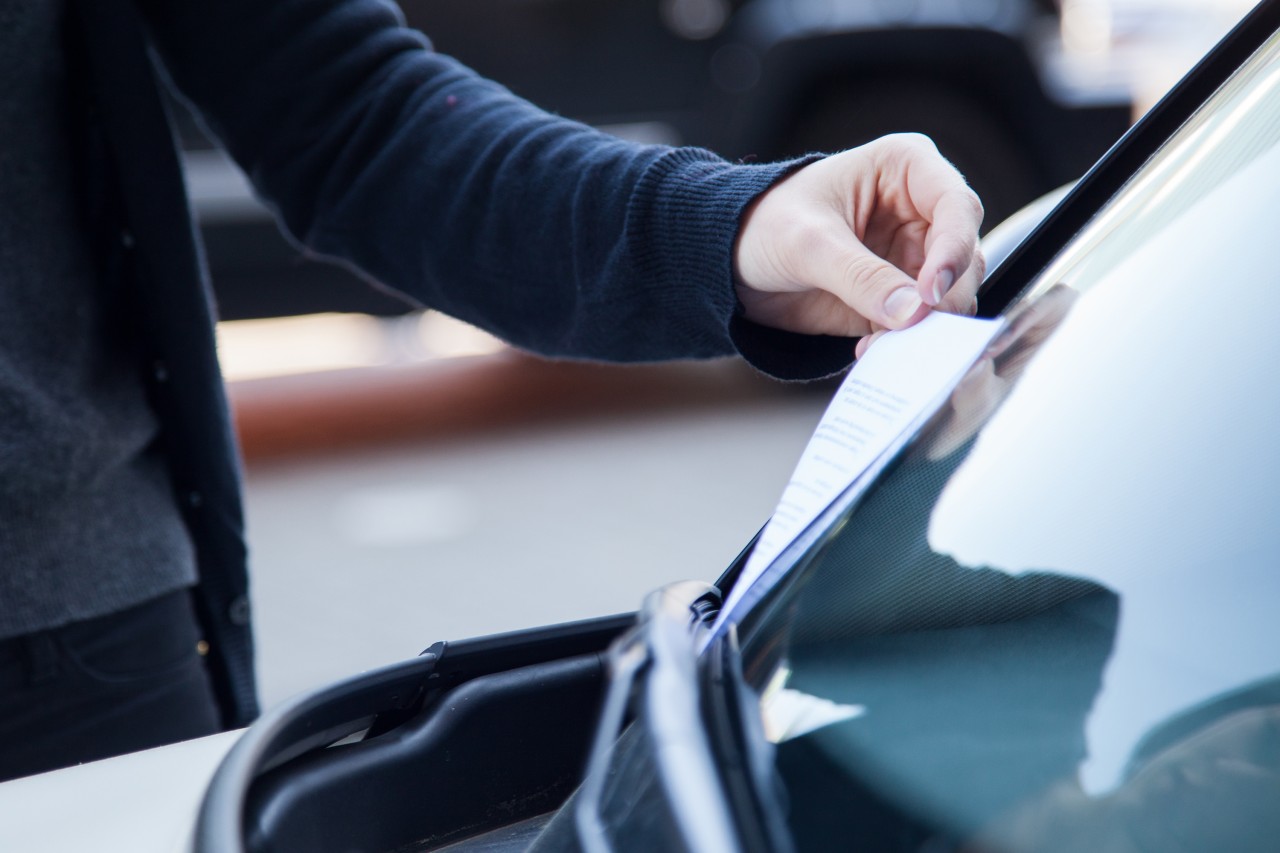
top-left (734, 134), bottom-right (984, 357)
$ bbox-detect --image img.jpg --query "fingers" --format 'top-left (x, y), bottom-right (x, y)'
top-left (803, 212), bottom-right (976, 351)
top-left (917, 193), bottom-right (983, 306)
top-left (854, 329), bottom-right (887, 360)
top-left (789, 219), bottom-right (933, 333)
top-left (733, 133), bottom-right (984, 341)
top-left (935, 247), bottom-right (984, 315)
top-left (878, 135), bottom-right (984, 307)
top-left (843, 138), bottom-right (982, 359)
top-left (855, 249), bottom-right (978, 359)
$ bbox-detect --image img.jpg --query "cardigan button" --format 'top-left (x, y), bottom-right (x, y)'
top-left (187, 490), bottom-right (204, 509)
top-left (228, 596), bottom-right (251, 626)
top-left (120, 228), bottom-right (135, 249)
top-left (152, 360), bottom-right (170, 383)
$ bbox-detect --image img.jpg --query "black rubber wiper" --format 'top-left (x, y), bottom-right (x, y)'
top-left (701, 632), bottom-right (796, 853)
top-left (575, 581), bottom-right (737, 853)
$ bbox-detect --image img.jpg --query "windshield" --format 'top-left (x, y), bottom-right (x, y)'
top-left (736, 23), bottom-right (1280, 853)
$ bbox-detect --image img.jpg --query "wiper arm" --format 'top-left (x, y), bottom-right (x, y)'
top-left (575, 581), bottom-right (742, 853)
top-left (701, 630), bottom-right (796, 853)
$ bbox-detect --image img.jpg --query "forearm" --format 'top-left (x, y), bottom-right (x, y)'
top-left (139, 0), bottom-right (851, 372)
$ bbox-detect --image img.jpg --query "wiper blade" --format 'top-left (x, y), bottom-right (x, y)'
top-left (701, 632), bottom-right (796, 853)
top-left (575, 581), bottom-right (742, 853)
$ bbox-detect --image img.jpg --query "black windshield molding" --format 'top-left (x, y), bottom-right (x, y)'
top-left (979, 0), bottom-right (1280, 316)
top-left (714, 527), bottom-right (764, 607)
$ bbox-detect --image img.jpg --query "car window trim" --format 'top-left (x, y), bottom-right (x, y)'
top-left (979, 0), bottom-right (1280, 317)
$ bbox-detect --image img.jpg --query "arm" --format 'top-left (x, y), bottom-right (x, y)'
top-left (139, 0), bottom-right (981, 374)
top-left (137, 0), bottom-right (838, 372)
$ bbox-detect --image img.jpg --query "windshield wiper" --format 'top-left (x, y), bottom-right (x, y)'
top-left (572, 581), bottom-right (791, 853)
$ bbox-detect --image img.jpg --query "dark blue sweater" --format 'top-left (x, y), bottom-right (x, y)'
top-left (74, 0), bottom-right (853, 726)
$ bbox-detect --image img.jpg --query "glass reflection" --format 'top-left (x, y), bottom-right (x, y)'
top-left (750, 286), bottom-right (1111, 849)
top-left (742, 29), bottom-right (1280, 852)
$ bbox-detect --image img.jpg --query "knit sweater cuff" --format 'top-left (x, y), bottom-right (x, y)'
top-left (630, 148), bottom-right (855, 381)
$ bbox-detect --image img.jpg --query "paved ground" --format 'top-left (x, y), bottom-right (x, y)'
top-left (239, 368), bottom-right (829, 707)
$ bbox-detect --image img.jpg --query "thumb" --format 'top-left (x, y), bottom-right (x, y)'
top-left (813, 236), bottom-right (928, 331)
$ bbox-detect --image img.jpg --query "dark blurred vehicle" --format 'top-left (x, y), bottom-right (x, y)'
top-left (405, 0), bottom-right (1128, 218)
top-left (186, 3), bottom-right (1280, 851)
top-left (178, 0), bottom-right (1132, 320)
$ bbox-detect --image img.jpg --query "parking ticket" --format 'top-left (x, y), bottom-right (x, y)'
top-left (707, 311), bottom-right (1004, 645)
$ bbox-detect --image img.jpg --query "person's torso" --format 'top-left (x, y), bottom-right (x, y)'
top-left (0, 0), bottom-right (197, 637)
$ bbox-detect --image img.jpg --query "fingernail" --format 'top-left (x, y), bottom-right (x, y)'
top-left (885, 287), bottom-right (923, 324)
top-left (931, 268), bottom-right (955, 305)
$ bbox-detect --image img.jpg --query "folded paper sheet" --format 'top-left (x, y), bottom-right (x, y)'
top-left (708, 312), bottom-right (1003, 643)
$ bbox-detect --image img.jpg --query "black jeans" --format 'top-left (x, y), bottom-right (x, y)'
top-left (0, 589), bottom-right (222, 782)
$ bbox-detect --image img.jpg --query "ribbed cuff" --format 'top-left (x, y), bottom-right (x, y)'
top-left (628, 148), bottom-right (854, 380)
top-left (727, 317), bottom-right (856, 381)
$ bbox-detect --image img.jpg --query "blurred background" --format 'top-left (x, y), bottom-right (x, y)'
top-left (180, 0), bottom-right (1254, 707)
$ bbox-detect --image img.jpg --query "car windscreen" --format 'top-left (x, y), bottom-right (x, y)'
top-left (733, 22), bottom-right (1280, 853)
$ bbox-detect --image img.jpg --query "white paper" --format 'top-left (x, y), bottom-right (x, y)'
top-left (709, 312), bottom-right (1003, 641)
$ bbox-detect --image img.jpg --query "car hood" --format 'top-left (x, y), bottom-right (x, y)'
top-left (0, 730), bottom-right (240, 853)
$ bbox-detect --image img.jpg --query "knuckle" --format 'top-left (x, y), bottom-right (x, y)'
top-left (869, 132), bottom-right (938, 166)
top-left (839, 252), bottom-right (885, 291)
top-left (960, 186), bottom-right (985, 222)
top-left (841, 256), bottom-right (905, 309)
top-left (891, 131), bottom-right (938, 153)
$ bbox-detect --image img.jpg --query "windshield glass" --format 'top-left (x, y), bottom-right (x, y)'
top-left (737, 25), bottom-right (1280, 853)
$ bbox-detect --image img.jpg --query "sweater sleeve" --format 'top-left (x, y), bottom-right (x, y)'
top-left (138, 0), bottom-right (854, 378)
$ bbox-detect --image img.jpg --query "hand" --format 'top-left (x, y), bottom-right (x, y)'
top-left (734, 134), bottom-right (984, 356)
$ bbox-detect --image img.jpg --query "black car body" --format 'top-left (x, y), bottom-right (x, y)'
top-left (196, 2), bottom-right (1280, 850)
